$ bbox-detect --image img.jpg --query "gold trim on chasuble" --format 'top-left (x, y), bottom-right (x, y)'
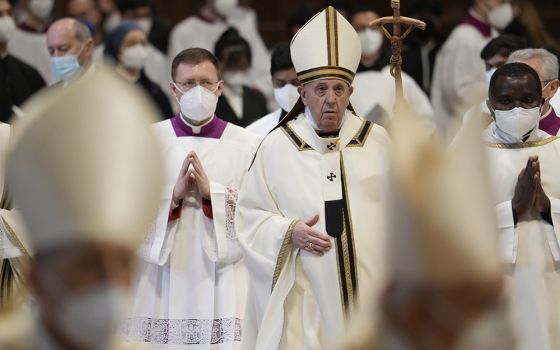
top-left (485, 136), bottom-right (558, 149)
top-left (335, 154), bottom-right (359, 317)
top-left (280, 124), bottom-right (313, 151)
top-left (272, 220), bottom-right (298, 292)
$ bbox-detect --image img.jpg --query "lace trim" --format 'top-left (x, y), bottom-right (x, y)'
top-left (121, 317), bottom-right (242, 345)
top-left (225, 187), bottom-right (239, 240)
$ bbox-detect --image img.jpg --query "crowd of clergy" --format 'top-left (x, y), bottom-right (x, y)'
top-left (1, 0), bottom-right (560, 349)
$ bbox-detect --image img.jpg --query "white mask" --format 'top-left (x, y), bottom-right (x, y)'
top-left (53, 285), bottom-right (129, 350)
top-left (485, 67), bottom-right (497, 85)
top-left (487, 3), bottom-right (514, 30)
top-left (358, 28), bottom-right (383, 56)
top-left (134, 17), bottom-right (153, 34)
top-left (223, 71), bottom-right (246, 92)
top-left (274, 84), bottom-right (300, 112)
top-left (28, 0), bottom-right (54, 21)
top-left (120, 44), bottom-right (148, 70)
top-left (103, 13), bottom-right (121, 34)
top-left (494, 106), bottom-right (541, 139)
top-left (0, 16), bottom-right (16, 43)
top-left (214, 0), bottom-right (238, 17)
top-left (174, 84), bottom-right (219, 122)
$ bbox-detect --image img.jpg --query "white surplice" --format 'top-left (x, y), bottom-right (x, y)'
top-left (484, 123), bottom-right (560, 350)
top-left (237, 109), bottom-right (391, 350)
top-left (122, 115), bottom-right (259, 349)
top-left (431, 11), bottom-right (495, 135)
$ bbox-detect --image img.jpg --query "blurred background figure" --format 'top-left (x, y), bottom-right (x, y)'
top-left (507, 48), bottom-right (560, 136)
top-left (348, 6), bottom-right (389, 73)
top-left (0, 68), bottom-right (163, 350)
top-left (7, 0), bottom-right (56, 83)
top-left (348, 5), bottom-right (434, 131)
top-left (65, 0), bottom-right (103, 45)
top-left (47, 18), bottom-right (95, 86)
top-left (481, 34), bottom-right (528, 84)
top-left (401, 0), bottom-right (445, 95)
top-left (98, 0), bottom-right (121, 35)
top-left (505, 0), bottom-right (560, 58)
top-left (104, 21), bottom-right (172, 118)
top-left (431, 0), bottom-right (515, 138)
top-left (214, 27), bottom-right (268, 127)
top-left (247, 42), bottom-right (299, 139)
top-left (286, 5), bottom-right (316, 38)
top-left (168, 0), bottom-right (271, 102)
top-left (117, 0), bottom-right (174, 55)
top-left (0, 0), bottom-right (45, 123)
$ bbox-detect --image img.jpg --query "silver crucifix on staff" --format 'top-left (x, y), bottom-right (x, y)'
top-left (369, 0), bottom-right (426, 102)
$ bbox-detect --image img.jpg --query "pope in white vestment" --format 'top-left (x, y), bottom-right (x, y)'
top-left (237, 7), bottom-right (391, 349)
top-left (122, 66), bottom-right (259, 348)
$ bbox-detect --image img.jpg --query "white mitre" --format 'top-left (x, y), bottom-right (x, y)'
top-left (291, 6), bottom-right (362, 85)
top-left (6, 68), bottom-right (164, 253)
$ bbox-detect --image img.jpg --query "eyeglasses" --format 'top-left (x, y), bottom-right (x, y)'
top-left (173, 80), bottom-right (221, 92)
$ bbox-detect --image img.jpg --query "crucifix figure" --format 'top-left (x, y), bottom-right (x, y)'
top-left (369, 0), bottom-right (426, 102)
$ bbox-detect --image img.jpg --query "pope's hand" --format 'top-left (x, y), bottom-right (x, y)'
top-left (292, 214), bottom-right (332, 256)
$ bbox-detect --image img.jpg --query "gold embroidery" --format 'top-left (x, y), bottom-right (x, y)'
top-left (340, 154), bottom-right (359, 302)
top-left (347, 120), bottom-right (374, 148)
top-left (297, 68), bottom-right (354, 84)
top-left (2, 218), bottom-right (29, 258)
top-left (280, 124), bottom-right (312, 152)
top-left (485, 137), bottom-right (558, 149)
top-left (271, 219), bottom-right (297, 292)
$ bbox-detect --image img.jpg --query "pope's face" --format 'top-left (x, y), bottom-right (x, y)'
top-left (299, 79), bottom-right (353, 133)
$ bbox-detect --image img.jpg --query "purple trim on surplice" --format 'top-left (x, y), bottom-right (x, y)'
top-left (540, 108), bottom-right (560, 136)
top-left (462, 13), bottom-right (492, 38)
top-left (171, 114), bottom-right (227, 139)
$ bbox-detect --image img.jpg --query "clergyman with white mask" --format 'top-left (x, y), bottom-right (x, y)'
top-left (483, 62), bottom-right (560, 349)
top-left (348, 6), bottom-right (387, 73)
top-left (122, 48), bottom-right (259, 349)
top-left (104, 21), bottom-right (173, 119)
top-left (0, 0), bottom-right (45, 122)
top-left (47, 17), bottom-right (95, 86)
top-left (247, 42), bottom-right (300, 139)
top-left (214, 27), bottom-right (268, 127)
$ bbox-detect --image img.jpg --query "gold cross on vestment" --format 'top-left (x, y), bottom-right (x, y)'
top-left (369, 0), bottom-right (426, 102)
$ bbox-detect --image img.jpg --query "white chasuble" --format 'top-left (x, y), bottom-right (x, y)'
top-left (485, 126), bottom-right (560, 350)
top-left (122, 115), bottom-right (259, 349)
top-left (237, 110), bottom-right (391, 350)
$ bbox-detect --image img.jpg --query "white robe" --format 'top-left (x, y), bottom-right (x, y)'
top-left (246, 109), bottom-right (282, 140)
top-left (351, 66), bottom-right (435, 132)
top-left (122, 117), bottom-right (259, 349)
top-left (168, 8), bottom-right (271, 101)
top-left (431, 12), bottom-right (495, 135)
top-left (484, 124), bottom-right (560, 350)
top-left (7, 28), bottom-right (56, 85)
top-left (237, 110), bottom-right (391, 349)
